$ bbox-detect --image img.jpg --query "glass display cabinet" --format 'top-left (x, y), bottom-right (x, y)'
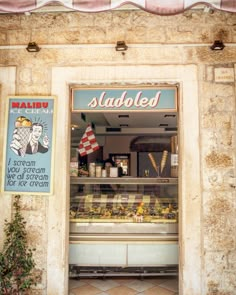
top-left (69, 177), bottom-right (178, 277)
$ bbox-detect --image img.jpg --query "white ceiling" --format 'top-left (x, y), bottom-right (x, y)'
top-left (71, 111), bottom-right (177, 140)
top-left (103, 112), bottom-right (177, 128)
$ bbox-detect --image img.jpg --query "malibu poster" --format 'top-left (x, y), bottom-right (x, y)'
top-left (2, 96), bottom-right (56, 195)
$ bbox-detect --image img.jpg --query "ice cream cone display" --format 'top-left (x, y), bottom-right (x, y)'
top-left (15, 116), bottom-right (32, 157)
top-left (160, 150), bottom-right (168, 174)
top-left (170, 136), bottom-right (178, 178)
top-left (170, 135), bottom-right (178, 154)
top-left (148, 153), bottom-right (159, 174)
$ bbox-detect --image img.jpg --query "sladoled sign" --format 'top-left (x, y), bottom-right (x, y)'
top-left (72, 87), bottom-right (177, 112)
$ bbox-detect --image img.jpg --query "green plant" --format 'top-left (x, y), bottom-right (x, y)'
top-left (0, 195), bottom-right (37, 294)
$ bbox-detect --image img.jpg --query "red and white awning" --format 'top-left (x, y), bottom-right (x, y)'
top-left (0, 0), bottom-right (235, 14)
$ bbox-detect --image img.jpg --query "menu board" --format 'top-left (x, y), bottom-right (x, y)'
top-left (2, 96), bottom-right (56, 195)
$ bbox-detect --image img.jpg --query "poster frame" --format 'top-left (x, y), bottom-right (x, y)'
top-left (1, 95), bottom-right (56, 195)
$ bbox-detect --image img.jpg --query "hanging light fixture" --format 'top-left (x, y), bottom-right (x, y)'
top-left (210, 40), bottom-right (225, 51)
top-left (26, 42), bottom-right (41, 52)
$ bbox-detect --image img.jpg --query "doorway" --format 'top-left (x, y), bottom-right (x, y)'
top-left (69, 85), bottom-right (179, 285)
top-left (50, 64), bottom-right (201, 295)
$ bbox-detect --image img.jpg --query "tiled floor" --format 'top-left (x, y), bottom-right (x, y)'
top-left (69, 276), bottom-right (178, 295)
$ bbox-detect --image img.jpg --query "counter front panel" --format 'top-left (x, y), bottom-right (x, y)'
top-left (69, 177), bottom-right (178, 271)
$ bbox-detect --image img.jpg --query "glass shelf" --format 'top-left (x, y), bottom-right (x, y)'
top-left (70, 177), bottom-right (178, 224)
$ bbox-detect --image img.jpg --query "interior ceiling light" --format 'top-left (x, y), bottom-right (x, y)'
top-left (164, 114), bottom-right (176, 118)
top-left (115, 41), bottom-right (128, 51)
top-left (159, 124), bottom-right (169, 127)
top-left (210, 40), bottom-right (225, 51)
top-left (118, 114), bottom-right (129, 118)
top-left (26, 42), bottom-right (41, 52)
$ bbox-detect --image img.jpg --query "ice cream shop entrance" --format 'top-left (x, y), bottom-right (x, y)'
top-left (69, 85), bottom-right (179, 277)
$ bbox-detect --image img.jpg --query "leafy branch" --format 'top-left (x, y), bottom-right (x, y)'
top-left (0, 195), bottom-right (37, 294)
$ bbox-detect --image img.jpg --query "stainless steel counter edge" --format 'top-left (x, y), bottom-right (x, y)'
top-left (70, 177), bottom-right (178, 185)
top-left (69, 233), bottom-right (178, 242)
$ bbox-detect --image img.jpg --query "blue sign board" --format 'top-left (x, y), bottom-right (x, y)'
top-left (2, 96), bottom-right (56, 195)
top-left (72, 87), bottom-right (177, 112)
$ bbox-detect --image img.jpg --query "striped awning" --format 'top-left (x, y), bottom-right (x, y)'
top-left (0, 0), bottom-right (235, 14)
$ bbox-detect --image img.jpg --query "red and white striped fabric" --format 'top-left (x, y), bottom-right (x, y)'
top-left (78, 125), bottom-right (99, 157)
top-left (0, 0), bottom-right (235, 14)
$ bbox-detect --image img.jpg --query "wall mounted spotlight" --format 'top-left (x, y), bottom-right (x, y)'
top-left (115, 41), bottom-right (128, 51)
top-left (26, 42), bottom-right (41, 52)
top-left (210, 40), bottom-right (225, 50)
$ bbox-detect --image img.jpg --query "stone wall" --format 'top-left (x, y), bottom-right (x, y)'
top-left (200, 67), bottom-right (236, 294)
top-left (0, 9), bottom-right (236, 295)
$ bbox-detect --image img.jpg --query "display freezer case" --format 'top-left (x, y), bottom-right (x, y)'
top-left (69, 177), bottom-right (178, 277)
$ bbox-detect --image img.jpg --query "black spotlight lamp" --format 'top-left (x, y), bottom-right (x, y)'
top-left (26, 42), bottom-right (41, 52)
top-left (210, 40), bottom-right (225, 51)
top-left (115, 41), bottom-right (128, 52)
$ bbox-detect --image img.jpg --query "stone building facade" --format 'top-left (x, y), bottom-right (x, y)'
top-left (0, 8), bottom-right (236, 295)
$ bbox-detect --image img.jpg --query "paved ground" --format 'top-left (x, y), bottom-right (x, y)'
top-left (69, 276), bottom-right (178, 295)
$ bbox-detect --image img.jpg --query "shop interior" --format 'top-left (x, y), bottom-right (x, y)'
top-left (70, 111), bottom-right (178, 176)
top-left (69, 107), bottom-right (179, 278)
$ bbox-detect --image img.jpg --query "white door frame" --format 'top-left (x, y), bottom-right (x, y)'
top-left (50, 65), bottom-right (201, 295)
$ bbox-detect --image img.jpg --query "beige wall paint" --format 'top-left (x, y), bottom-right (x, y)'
top-left (0, 9), bottom-right (235, 295)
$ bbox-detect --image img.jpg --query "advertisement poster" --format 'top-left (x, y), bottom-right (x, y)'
top-left (2, 96), bottom-right (56, 195)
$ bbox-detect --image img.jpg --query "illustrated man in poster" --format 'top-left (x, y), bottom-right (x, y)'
top-left (10, 116), bottom-right (49, 157)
